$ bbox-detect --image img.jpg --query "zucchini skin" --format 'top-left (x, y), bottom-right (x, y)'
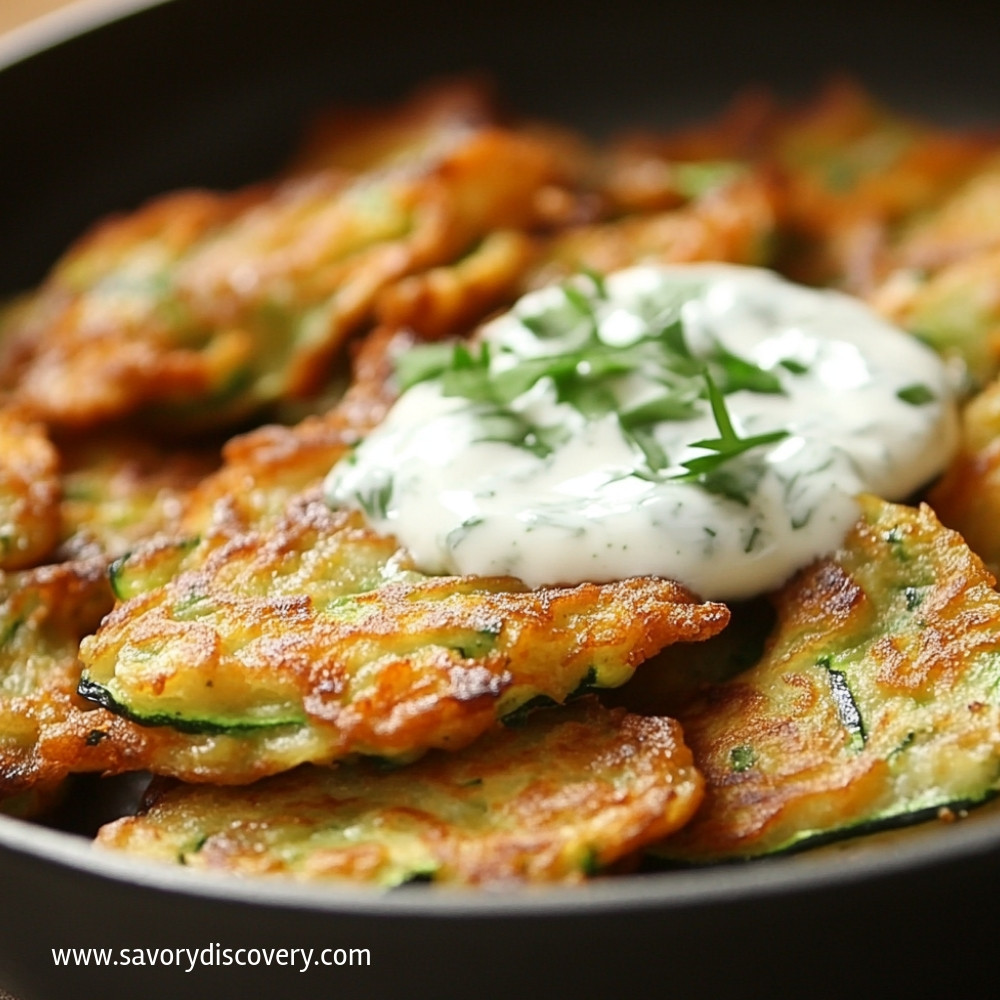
top-left (646, 792), bottom-right (999, 868)
top-left (78, 495), bottom-right (728, 782)
top-left (648, 496), bottom-right (1000, 863)
top-left (76, 676), bottom-right (305, 736)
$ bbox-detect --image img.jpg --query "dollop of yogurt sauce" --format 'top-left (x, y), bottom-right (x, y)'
top-left (325, 264), bottom-right (959, 600)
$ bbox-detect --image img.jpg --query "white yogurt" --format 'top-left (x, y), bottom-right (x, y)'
top-left (325, 265), bottom-right (959, 600)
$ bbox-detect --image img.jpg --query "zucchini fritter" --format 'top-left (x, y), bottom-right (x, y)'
top-left (928, 376), bottom-right (1000, 573)
top-left (57, 436), bottom-right (219, 562)
top-left (96, 700), bottom-right (703, 886)
top-left (78, 492), bottom-right (728, 782)
top-left (869, 251), bottom-right (1000, 389)
top-left (179, 323), bottom-right (408, 538)
top-left (0, 408), bottom-right (61, 570)
top-left (859, 161), bottom-right (1000, 384)
top-left (0, 557), bottom-right (114, 809)
top-left (528, 171), bottom-right (778, 289)
top-left (768, 79), bottom-right (995, 289)
top-left (650, 496), bottom-right (1000, 862)
top-left (1, 94), bottom-right (575, 431)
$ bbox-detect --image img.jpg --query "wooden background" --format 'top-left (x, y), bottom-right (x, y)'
top-left (0, 0), bottom-right (84, 37)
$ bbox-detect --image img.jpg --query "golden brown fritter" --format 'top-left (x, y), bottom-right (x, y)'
top-left (928, 377), bottom-right (1000, 572)
top-left (856, 158), bottom-right (1000, 384)
top-left (888, 155), bottom-right (1000, 271)
top-left (0, 189), bottom-right (265, 428)
top-left (56, 435), bottom-right (219, 562)
top-left (77, 490), bottom-right (728, 783)
top-left (179, 322), bottom-right (408, 538)
top-left (596, 90), bottom-right (777, 215)
top-left (767, 79), bottom-right (996, 288)
top-left (0, 411), bottom-right (220, 571)
top-left (528, 171), bottom-right (779, 288)
top-left (374, 229), bottom-right (538, 339)
top-left (96, 699), bottom-right (703, 886)
top-left (586, 80), bottom-right (996, 295)
top-left (648, 496), bottom-right (1000, 863)
top-left (0, 557), bottom-right (115, 809)
top-left (1, 90), bottom-right (578, 432)
top-left (869, 242), bottom-right (1000, 387)
top-left (0, 408), bottom-right (61, 570)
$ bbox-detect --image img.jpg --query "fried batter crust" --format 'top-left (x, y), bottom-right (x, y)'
top-left (2, 88), bottom-right (576, 431)
top-left (179, 324), bottom-right (408, 538)
top-left (78, 490), bottom-right (727, 782)
top-left (0, 557), bottom-right (116, 807)
top-left (528, 172), bottom-right (778, 289)
top-left (651, 496), bottom-right (1000, 862)
top-left (928, 376), bottom-right (1000, 573)
top-left (0, 408), bottom-right (61, 570)
top-left (96, 700), bottom-right (703, 886)
top-left (56, 435), bottom-right (219, 562)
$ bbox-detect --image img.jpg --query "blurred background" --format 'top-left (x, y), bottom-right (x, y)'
top-left (0, 0), bottom-right (76, 35)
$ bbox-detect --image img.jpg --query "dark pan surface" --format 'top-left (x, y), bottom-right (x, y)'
top-left (2, 1), bottom-right (1000, 998)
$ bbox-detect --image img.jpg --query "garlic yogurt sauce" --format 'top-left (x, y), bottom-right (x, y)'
top-left (324, 264), bottom-right (959, 601)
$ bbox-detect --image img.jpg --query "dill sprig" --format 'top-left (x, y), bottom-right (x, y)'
top-left (393, 275), bottom-right (799, 485)
top-left (675, 370), bottom-right (790, 479)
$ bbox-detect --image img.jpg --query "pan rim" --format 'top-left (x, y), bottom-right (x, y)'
top-left (2, 0), bottom-right (999, 922)
top-left (3, 801), bottom-right (1000, 915)
top-left (0, 0), bottom-right (171, 70)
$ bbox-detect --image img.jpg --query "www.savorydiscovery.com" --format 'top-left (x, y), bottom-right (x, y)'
top-left (50, 945), bottom-right (370, 973)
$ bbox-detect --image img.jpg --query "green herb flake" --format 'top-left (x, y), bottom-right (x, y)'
top-left (710, 344), bottom-right (784, 395)
top-left (779, 358), bottom-right (810, 375)
top-left (729, 745), bottom-right (757, 772)
top-left (896, 383), bottom-right (937, 406)
top-left (673, 370), bottom-right (788, 487)
top-left (393, 342), bottom-right (456, 391)
top-left (390, 274), bottom-right (793, 489)
top-left (355, 475), bottom-right (394, 520)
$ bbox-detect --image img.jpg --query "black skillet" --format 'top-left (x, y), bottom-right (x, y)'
top-left (2, 1), bottom-right (1000, 998)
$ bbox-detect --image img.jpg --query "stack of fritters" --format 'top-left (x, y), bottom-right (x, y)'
top-left (5, 78), bottom-right (1000, 884)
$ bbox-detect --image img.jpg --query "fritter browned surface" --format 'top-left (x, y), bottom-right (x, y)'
top-left (179, 323), bottom-right (407, 538)
top-left (866, 166), bottom-right (1000, 385)
top-left (96, 700), bottom-right (703, 885)
top-left (56, 435), bottom-right (219, 562)
top-left (767, 80), bottom-right (995, 287)
top-left (0, 557), bottom-right (114, 809)
top-left (648, 497), bottom-right (1000, 862)
top-left (0, 84), bottom-right (579, 431)
top-left (927, 379), bottom-right (1000, 575)
top-left (78, 490), bottom-right (728, 782)
top-left (0, 408), bottom-right (60, 570)
top-left (5, 79), bottom-right (1000, 878)
top-left (527, 172), bottom-right (779, 289)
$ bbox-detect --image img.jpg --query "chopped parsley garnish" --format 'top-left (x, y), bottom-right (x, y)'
top-left (394, 275), bottom-right (797, 489)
